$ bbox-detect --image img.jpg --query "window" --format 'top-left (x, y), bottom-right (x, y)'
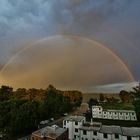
top-left (127, 136), bottom-right (132, 140)
top-left (64, 121), bottom-right (66, 125)
top-left (85, 138), bottom-right (88, 140)
top-left (115, 134), bottom-right (119, 139)
top-left (75, 128), bottom-right (78, 132)
top-left (103, 133), bottom-right (108, 138)
top-left (74, 135), bottom-right (76, 139)
top-left (93, 131), bottom-right (97, 135)
top-left (93, 139), bottom-right (95, 140)
top-left (75, 121), bottom-right (78, 125)
top-left (83, 130), bottom-right (87, 135)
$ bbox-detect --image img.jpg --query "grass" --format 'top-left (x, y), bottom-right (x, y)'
top-left (102, 102), bottom-right (135, 110)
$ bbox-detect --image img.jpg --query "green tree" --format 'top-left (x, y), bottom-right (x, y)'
top-left (119, 90), bottom-right (133, 103)
top-left (0, 85), bottom-right (13, 101)
top-left (99, 93), bottom-right (105, 102)
top-left (88, 98), bottom-right (98, 109)
top-left (131, 84), bottom-right (140, 121)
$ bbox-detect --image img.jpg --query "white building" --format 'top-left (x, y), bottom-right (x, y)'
top-left (63, 116), bottom-right (140, 140)
top-left (92, 106), bottom-right (137, 121)
top-left (63, 115), bottom-right (86, 140)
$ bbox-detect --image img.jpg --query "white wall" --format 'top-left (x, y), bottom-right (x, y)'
top-left (92, 106), bottom-right (137, 121)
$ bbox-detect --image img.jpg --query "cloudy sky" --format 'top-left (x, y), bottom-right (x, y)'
top-left (0, 0), bottom-right (140, 92)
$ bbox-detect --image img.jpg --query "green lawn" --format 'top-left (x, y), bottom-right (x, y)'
top-left (102, 102), bottom-right (135, 110)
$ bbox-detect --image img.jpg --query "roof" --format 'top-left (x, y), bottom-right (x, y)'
top-left (92, 106), bottom-right (135, 113)
top-left (79, 122), bottom-right (101, 131)
top-left (122, 127), bottom-right (140, 136)
top-left (64, 115), bottom-right (85, 122)
top-left (32, 125), bottom-right (67, 139)
top-left (105, 110), bottom-right (136, 113)
top-left (100, 125), bottom-right (122, 134)
top-left (92, 106), bottom-right (102, 108)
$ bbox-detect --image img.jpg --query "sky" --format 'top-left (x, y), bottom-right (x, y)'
top-left (0, 0), bottom-right (140, 92)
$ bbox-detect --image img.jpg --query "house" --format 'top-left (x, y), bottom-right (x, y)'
top-left (63, 115), bottom-right (140, 140)
top-left (63, 115), bottom-right (85, 140)
top-left (31, 125), bottom-right (68, 140)
top-left (92, 106), bottom-right (137, 121)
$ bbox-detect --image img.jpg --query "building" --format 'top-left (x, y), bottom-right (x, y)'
top-left (31, 125), bottom-right (68, 140)
top-left (63, 115), bottom-right (86, 140)
top-left (92, 106), bottom-right (137, 121)
top-left (63, 115), bottom-right (140, 140)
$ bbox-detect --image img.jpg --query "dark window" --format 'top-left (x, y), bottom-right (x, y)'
top-left (85, 138), bottom-right (88, 140)
top-left (64, 121), bottom-right (66, 125)
top-left (83, 130), bottom-right (87, 135)
top-left (74, 135), bottom-right (76, 139)
top-left (115, 134), bottom-right (119, 139)
top-left (127, 136), bottom-right (132, 140)
top-left (103, 133), bottom-right (108, 138)
top-left (93, 131), bottom-right (97, 135)
top-left (75, 128), bottom-right (78, 132)
top-left (75, 121), bottom-right (78, 125)
top-left (93, 139), bottom-right (95, 140)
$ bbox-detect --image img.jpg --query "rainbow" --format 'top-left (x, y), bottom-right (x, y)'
top-left (0, 34), bottom-right (135, 82)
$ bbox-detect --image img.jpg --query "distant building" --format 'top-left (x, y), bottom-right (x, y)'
top-left (63, 115), bottom-right (140, 140)
top-left (92, 106), bottom-right (137, 121)
top-left (31, 125), bottom-right (68, 140)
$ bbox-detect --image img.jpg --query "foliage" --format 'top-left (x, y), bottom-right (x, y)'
top-left (119, 90), bottom-right (133, 103)
top-left (99, 93), bottom-right (105, 102)
top-left (131, 84), bottom-right (140, 121)
top-left (0, 85), bottom-right (82, 138)
top-left (88, 98), bottom-right (98, 109)
top-left (0, 86), bottom-right (13, 101)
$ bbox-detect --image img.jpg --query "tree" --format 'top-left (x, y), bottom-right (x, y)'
top-left (99, 93), bottom-right (105, 102)
top-left (88, 98), bottom-right (98, 109)
top-left (0, 85), bottom-right (13, 101)
top-left (131, 84), bottom-right (140, 121)
top-left (119, 90), bottom-right (133, 103)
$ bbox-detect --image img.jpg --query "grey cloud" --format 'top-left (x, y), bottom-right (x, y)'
top-left (0, 0), bottom-right (140, 90)
top-left (0, 35), bottom-right (134, 91)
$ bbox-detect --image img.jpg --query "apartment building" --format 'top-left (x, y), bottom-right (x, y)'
top-left (63, 115), bottom-right (140, 140)
top-left (92, 106), bottom-right (137, 121)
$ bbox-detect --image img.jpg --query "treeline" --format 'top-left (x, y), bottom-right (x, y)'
top-left (0, 85), bottom-right (82, 138)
